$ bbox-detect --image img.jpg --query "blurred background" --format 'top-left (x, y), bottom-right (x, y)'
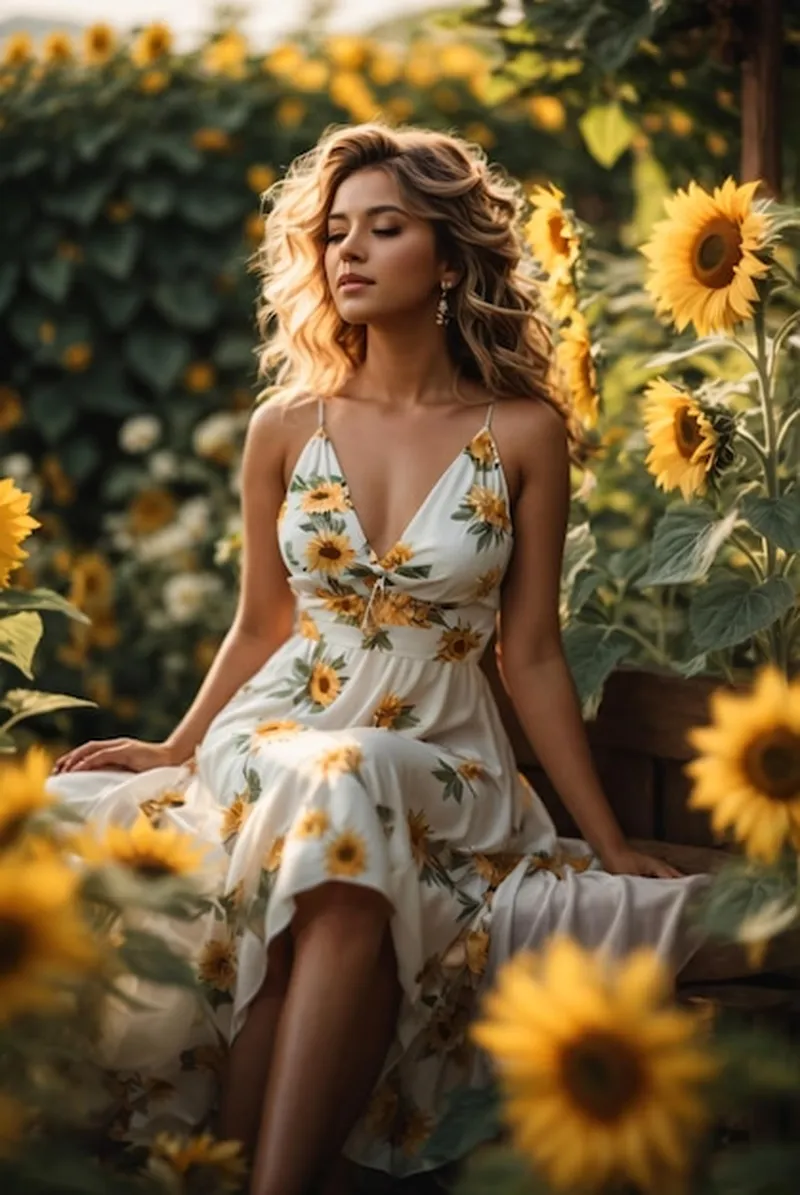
top-left (0, 0), bottom-right (797, 750)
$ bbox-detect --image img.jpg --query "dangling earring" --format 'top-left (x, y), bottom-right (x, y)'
top-left (436, 280), bottom-right (452, 327)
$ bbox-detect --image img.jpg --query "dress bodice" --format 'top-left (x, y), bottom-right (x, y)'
top-left (276, 402), bottom-right (514, 663)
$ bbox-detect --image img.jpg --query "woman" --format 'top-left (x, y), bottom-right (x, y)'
top-left (48, 124), bottom-right (701, 1195)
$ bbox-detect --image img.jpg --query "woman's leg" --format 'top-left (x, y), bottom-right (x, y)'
top-left (248, 881), bottom-right (402, 1195)
top-left (218, 929), bottom-right (294, 1156)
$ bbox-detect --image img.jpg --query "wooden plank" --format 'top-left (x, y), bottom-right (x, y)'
top-left (523, 751), bottom-right (655, 839)
top-left (660, 758), bottom-right (715, 847)
top-left (588, 669), bottom-right (720, 761)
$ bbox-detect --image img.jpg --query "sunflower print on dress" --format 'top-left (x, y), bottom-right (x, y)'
top-left (451, 483), bottom-right (511, 551)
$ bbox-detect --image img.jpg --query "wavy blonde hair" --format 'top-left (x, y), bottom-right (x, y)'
top-left (254, 122), bottom-right (581, 453)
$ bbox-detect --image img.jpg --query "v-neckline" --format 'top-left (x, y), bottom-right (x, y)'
top-left (321, 429), bottom-right (479, 565)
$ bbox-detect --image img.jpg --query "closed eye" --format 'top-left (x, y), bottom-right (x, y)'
top-left (325, 227), bottom-right (402, 244)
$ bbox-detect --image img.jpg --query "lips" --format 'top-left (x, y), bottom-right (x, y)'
top-left (338, 274), bottom-right (374, 288)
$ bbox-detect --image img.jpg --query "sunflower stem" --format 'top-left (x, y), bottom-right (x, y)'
top-left (610, 623), bottom-right (671, 668)
top-left (776, 404), bottom-right (800, 452)
top-left (768, 309), bottom-right (800, 387)
top-left (736, 425), bottom-right (769, 465)
top-left (753, 305), bottom-right (786, 669)
top-left (730, 532), bottom-right (767, 582)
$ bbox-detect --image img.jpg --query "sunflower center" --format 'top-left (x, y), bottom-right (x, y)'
top-left (693, 218), bottom-right (742, 289)
top-left (319, 544), bottom-right (342, 560)
top-left (337, 844), bottom-right (357, 863)
top-left (317, 675), bottom-right (331, 693)
top-left (673, 406), bottom-right (706, 459)
top-left (547, 213), bottom-right (571, 256)
top-left (560, 1030), bottom-right (645, 1122)
top-left (133, 854), bottom-right (176, 879)
top-left (0, 814), bottom-right (27, 852)
top-left (743, 728), bottom-right (800, 801)
top-left (0, 916), bottom-right (30, 976)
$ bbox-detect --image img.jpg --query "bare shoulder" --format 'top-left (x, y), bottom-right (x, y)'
top-left (245, 393), bottom-right (320, 482)
top-left (491, 396), bottom-right (568, 499)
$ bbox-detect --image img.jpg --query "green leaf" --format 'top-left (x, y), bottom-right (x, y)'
top-left (28, 256), bottom-right (74, 303)
top-left (742, 493), bottom-right (800, 552)
top-left (75, 120), bottom-right (124, 161)
top-left (638, 505), bottom-right (738, 587)
top-left (212, 331), bottom-right (255, 370)
top-left (424, 1085), bottom-right (501, 1166)
top-left (0, 588), bottom-right (90, 624)
top-left (148, 132), bottom-right (203, 173)
top-left (696, 857), bottom-right (796, 942)
top-left (86, 274), bottom-right (144, 329)
top-left (88, 224), bottom-right (143, 280)
top-left (60, 435), bottom-right (102, 483)
top-left (42, 177), bottom-right (114, 225)
top-left (0, 612), bottom-right (43, 679)
top-left (562, 522), bottom-right (596, 589)
top-left (10, 146), bottom-right (47, 176)
top-left (627, 149), bottom-right (670, 244)
top-left (562, 623), bottom-right (631, 715)
top-left (151, 279), bottom-right (221, 330)
top-left (117, 928), bottom-right (199, 989)
top-left (646, 336), bottom-right (736, 368)
top-left (27, 381), bottom-right (79, 443)
top-left (0, 730), bottom-right (16, 754)
top-left (689, 575), bottom-right (795, 651)
top-left (0, 689), bottom-right (96, 724)
top-left (125, 326), bottom-right (191, 393)
top-left (578, 102), bottom-right (635, 168)
top-left (126, 176), bottom-right (176, 218)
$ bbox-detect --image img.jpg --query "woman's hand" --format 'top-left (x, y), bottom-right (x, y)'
top-left (599, 844), bottom-right (683, 879)
top-left (52, 738), bottom-right (185, 776)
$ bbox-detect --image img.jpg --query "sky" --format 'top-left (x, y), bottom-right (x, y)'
top-left (0, 0), bottom-right (460, 43)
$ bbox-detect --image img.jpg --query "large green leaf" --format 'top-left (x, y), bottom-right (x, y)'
top-left (638, 504), bottom-right (738, 587)
top-left (8, 299), bottom-right (50, 350)
top-left (88, 224), bottom-right (143, 280)
top-left (0, 588), bottom-right (90, 624)
top-left (562, 623), bottom-right (631, 715)
top-left (59, 435), bottom-right (102, 484)
top-left (86, 274), bottom-right (144, 330)
top-left (423, 1085), bottom-right (501, 1167)
top-left (646, 336), bottom-right (735, 368)
top-left (689, 575), bottom-right (795, 652)
top-left (125, 326), bottom-right (191, 393)
top-left (742, 493), bottom-right (800, 552)
top-left (118, 928), bottom-right (199, 988)
top-left (42, 177), bottom-right (114, 225)
top-left (0, 689), bottom-right (96, 726)
top-left (152, 278), bottom-right (221, 330)
top-left (27, 381), bottom-right (79, 443)
top-left (578, 102), bottom-right (635, 168)
top-left (28, 256), bottom-right (74, 303)
top-left (0, 612), bottom-right (43, 679)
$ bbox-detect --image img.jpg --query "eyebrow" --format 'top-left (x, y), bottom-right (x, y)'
top-left (327, 204), bottom-right (408, 222)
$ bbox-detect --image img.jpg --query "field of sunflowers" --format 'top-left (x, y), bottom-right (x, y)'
top-left (0, 1), bottom-right (800, 1193)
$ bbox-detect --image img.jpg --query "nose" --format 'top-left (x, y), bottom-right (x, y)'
top-left (338, 229), bottom-right (366, 262)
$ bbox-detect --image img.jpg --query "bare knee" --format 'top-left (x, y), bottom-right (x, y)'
top-left (292, 881), bottom-right (393, 943)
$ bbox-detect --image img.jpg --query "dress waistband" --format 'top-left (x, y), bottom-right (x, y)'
top-left (298, 602), bottom-right (493, 664)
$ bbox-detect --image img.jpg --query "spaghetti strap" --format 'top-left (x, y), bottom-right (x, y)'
top-left (483, 401), bottom-right (495, 430)
top-left (317, 396), bottom-right (326, 431)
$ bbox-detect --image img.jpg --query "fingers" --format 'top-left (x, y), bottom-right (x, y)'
top-left (53, 740), bottom-right (126, 774)
top-left (646, 858), bottom-right (684, 879)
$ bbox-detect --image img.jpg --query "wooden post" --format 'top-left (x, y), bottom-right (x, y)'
top-left (740, 0), bottom-right (783, 197)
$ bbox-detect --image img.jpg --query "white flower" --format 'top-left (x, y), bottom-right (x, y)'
top-left (149, 450), bottom-right (179, 481)
top-left (178, 496), bottom-right (212, 540)
top-left (1, 453), bottom-right (33, 481)
top-left (163, 572), bottom-right (223, 623)
top-left (192, 412), bottom-right (240, 460)
top-left (135, 523), bottom-right (194, 563)
top-left (119, 414), bottom-right (162, 455)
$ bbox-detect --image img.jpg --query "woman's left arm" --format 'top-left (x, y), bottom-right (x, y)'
top-left (497, 404), bottom-right (680, 879)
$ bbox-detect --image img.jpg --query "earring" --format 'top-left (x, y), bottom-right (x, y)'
top-left (436, 280), bottom-right (452, 327)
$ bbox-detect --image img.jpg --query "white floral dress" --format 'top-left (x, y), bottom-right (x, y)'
top-left (46, 401), bottom-right (702, 1177)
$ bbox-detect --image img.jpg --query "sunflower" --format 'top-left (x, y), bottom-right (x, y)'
top-left (378, 542), bottom-right (414, 570)
top-left (466, 429), bottom-right (497, 468)
top-left (197, 937), bottom-right (237, 992)
top-left (687, 667), bottom-right (800, 863)
top-left (0, 857), bottom-right (96, 1022)
top-left (0, 478), bottom-right (39, 587)
top-left (131, 22), bottom-right (173, 68)
top-left (308, 660), bottom-right (342, 706)
top-left (298, 610), bottom-right (321, 641)
top-left (252, 718), bottom-right (301, 743)
top-left (292, 808), bottom-right (330, 839)
top-left (247, 164), bottom-right (276, 194)
top-left (465, 486), bottom-right (511, 532)
top-left (138, 789), bottom-right (186, 825)
top-left (525, 184), bottom-right (581, 276)
top-left (407, 810), bottom-right (434, 868)
top-left (372, 693), bottom-right (405, 729)
top-left (43, 32), bottom-right (74, 65)
top-left (68, 552), bottom-right (114, 614)
top-left (150, 1133), bottom-right (246, 1191)
top-left (436, 624), bottom-right (483, 663)
top-left (220, 795), bottom-right (249, 842)
top-left (81, 814), bottom-right (207, 879)
top-left (642, 378), bottom-right (735, 500)
top-left (83, 22), bottom-right (115, 65)
top-left (474, 566), bottom-right (503, 599)
top-left (465, 929), bottom-right (490, 977)
top-left (263, 835), bottom-right (285, 872)
top-left (471, 937), bottom-right (717, 1192)
top-left (542, 265), bottom-right (578, 322)
top-left (0, 387), bottom-right (22, 432)
top-left (641, 178), bottom-right (770, 337)
top-left (316, 588), bottom-right (367, 622)
top-left (300, 481), bottom-right (350, 515)
top-left (0, 745), bottom-right (53, 851)
top-left (316, 743), bottom-right (363, 779)
top-left (201, 30), bottom-right (248, 77)
top-left (305, 530), bottom-right (356, 577)
top-left (556, 312), bottom-right (600, 427)
top-left (326, 829), bottom-right (368, 877)
top-left (2, 33), bottom-right (32, 66)
top-left (127, 488), bottom-right (176, 536)
top-left (473, 851), bottom-right (523, 888)
top-left (458, 759), bottom-right (485, 781)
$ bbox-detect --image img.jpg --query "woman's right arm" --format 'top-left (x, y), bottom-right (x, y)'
top-left (53, 403), bottom-right (297, 774)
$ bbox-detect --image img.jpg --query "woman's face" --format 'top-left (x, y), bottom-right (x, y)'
top-left (323, 166), bottom-right (447, 326)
